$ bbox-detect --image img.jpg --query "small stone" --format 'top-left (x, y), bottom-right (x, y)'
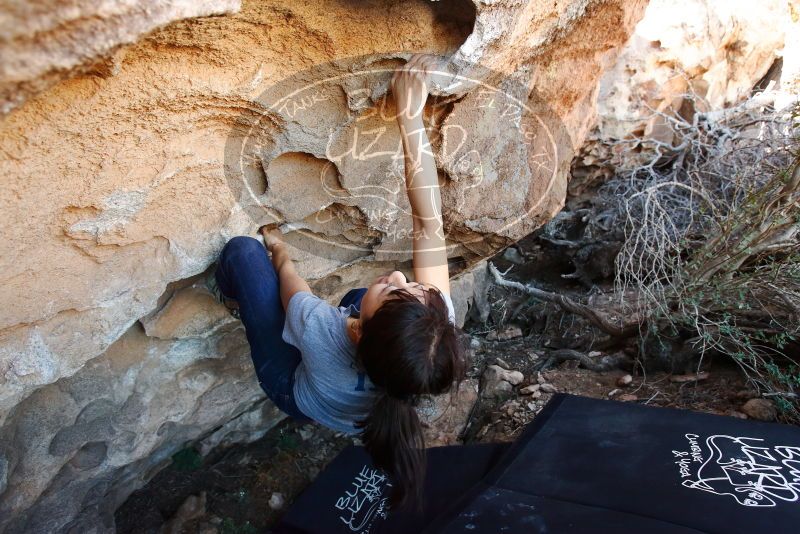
top-left (539, 383), bottom-right (557, 394)
top-left (729, 410), bottom-right (748, 420)
top-left (500, 326), bottom-right (522, 340)
top-left (485, 380), bottom-right (513, 397)
top-left (470, 337), bottom-right (481, 349)
top-left (495, 357), bottom-right (511, 369)
top-left (501, 366), bottom-right (525, 385)
top-left (527, 402), bottom-right (536, 411)
top-left (669, 371), bottom-right (710, 384)
top-left (298, 427), bottom-right (314, 441)
top-left (487, 325), bottom-right (523, 341)
top-left (588, 351), bottom-right (602, 358)
top-left (536, 373), bottom-right (546, 385)
top-left (617, 374), bottom-right (633, 387)
top-left (520, 384), bottom-right (540, 395)
top-left (505, 401), bottom-right (520, 416)
top-left (608, 388), bottom-right (620, 397)
top-left (269, 492), bottom-right (285, 510)
top-left (741, 398), bottom-right (776, 421)
top-left (502, 247), bottom-right (526, 264)
top-left (619, 394), bottom-right (638, 402)
top-left (482, 365), bottom-right (524, 398)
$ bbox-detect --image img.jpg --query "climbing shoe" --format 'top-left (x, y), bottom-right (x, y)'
top-left (205, 271), bottom-right (241, 320)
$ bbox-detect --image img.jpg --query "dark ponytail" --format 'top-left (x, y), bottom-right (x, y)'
top-left (358, 393), bottom-right (425, 507)
top-left (356, 286), bottom-right (467, 509)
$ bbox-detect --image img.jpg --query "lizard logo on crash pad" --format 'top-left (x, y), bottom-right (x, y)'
top-left (673, 433), bottom-right (800, 508)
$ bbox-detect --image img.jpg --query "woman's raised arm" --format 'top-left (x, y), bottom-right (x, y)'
top-left (390, 54), bottom-right (450, 295)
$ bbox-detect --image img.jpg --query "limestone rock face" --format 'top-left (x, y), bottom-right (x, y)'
top-left (0, 0), bottom-right (649, 531)
top-left (781, 0), bottom-right (800, 102)
top-left (0, 301), bottom-right (284, 533)
top-left (595, 0), bottom-right (790, 142)
top-left (0, 0), bottom-right (242, 115)
top-left (570, 0), bottom-right (795, 196)
top-left (598, 0), bottom-right (789, 138)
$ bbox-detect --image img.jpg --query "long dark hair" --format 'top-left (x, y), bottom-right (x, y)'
top-left (355, 285), bottom-right (467, 509)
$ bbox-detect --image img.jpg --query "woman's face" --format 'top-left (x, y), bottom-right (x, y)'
top-left (359, 270), bottom-right (430, 321)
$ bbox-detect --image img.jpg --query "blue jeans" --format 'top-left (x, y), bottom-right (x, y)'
top-left (215, 236), bottom-right (367, 421)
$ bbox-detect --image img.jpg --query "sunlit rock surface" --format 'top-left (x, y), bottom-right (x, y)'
top-left (0, 0), bottom-right (243, 115)
top-left (570, 0), bottom-right (796, 196)
top-left (598, 0), bottom-right (789, 140)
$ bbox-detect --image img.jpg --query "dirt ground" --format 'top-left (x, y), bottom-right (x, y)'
top-left (115, 420), bottom-right (351, 534)
top-left (463, 336), bottom-right (751, 445)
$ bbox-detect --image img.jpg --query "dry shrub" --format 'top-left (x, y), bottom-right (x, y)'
top-left (599, 92), bottom-right (800, 420)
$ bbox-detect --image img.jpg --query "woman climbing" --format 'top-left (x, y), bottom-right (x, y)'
top-left (209, 54), bottom-right (466, 507)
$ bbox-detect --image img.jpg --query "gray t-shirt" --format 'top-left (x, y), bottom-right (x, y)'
top-left (282, 290), bottom-right (455, 434)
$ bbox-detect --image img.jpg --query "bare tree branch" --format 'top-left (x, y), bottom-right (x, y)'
top-left (488, 262), bottom-right (639, 337)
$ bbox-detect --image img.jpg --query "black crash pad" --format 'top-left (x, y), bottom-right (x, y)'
top-left (273, 394), bottom-right (800, 533)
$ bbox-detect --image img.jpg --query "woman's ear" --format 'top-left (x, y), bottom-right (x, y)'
top-left (354, 319), bottom-right (363, 343)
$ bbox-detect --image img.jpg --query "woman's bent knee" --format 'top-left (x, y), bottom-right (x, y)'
top-left (221, 236), bottom-right (266, 262)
